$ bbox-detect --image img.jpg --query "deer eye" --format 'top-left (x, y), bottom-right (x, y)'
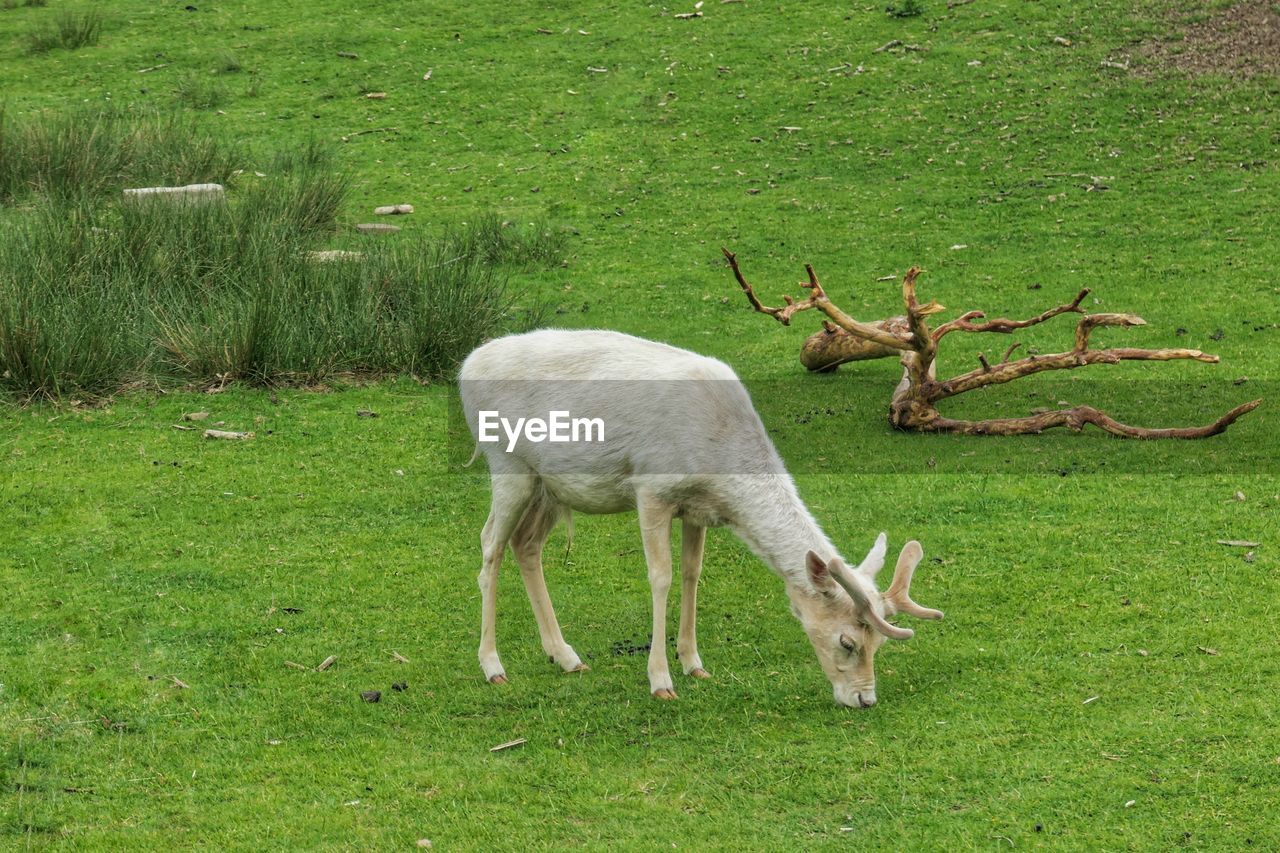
top-left (839, 633), bottom-right (857, 653)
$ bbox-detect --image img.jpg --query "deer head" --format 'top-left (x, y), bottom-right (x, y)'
top-left (793, 534), bottom-right (942, 708)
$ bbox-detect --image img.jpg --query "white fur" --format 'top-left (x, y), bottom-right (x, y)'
top-left (459, 329), bottom-right (935, 706)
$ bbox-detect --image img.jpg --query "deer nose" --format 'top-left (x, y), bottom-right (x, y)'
top-left (835, 686), bottom-right (877, 709)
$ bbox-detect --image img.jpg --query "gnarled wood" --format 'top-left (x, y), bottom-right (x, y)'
top-left (724, 248), bottom-right (1261, 439)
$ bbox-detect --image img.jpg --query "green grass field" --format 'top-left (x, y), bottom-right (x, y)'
top-left (3, 0), bottom-right (1279, 848)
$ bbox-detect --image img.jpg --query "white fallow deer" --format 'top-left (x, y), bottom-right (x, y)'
top-left (458, 329), bottom-right (942, 707)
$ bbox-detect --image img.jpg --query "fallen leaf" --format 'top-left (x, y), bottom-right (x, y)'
top-left (1197, 646), bottom-right (1219, 656)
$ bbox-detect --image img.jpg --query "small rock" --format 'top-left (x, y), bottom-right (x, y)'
top-left (374, 204), bottom-right (414, 215)
top-left (1233, 376), bottom-right (1248, 385)
top-left (182, 411), bottom-right (211, 421)
top-left (1233, 491), bottom-right (1246, 501)
top-left (337, 51), bottom-right (359, 59)
top-left (392, 681), bottom-right (408, 691)
top-left (203, 429), bottom-right (254, 440)
top-left (1209, 328), bottom-right (1225, 341)
top-left (355, 223), bottom-right (401, 234)
top-left (356, 409), bottom-right (378, 418)
top-left (307, 250), bottom-right (365, 262)
top-left (1244, 551), bottom-right (1256, 563)
top-left (361, 690), bottom-right (382, 703)
top-left (417, 840), bottom-right (433, 849)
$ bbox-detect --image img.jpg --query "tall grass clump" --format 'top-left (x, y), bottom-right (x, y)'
top-left (174, 73), bottom-right (228, 110)
top-left (25, 8), bottom-right (102, 53)
top-left (0, 109), bottom-right (556, 399)
top-left (254, 140), bottom-right (350, 235)
top-left (0, 107), bottom-right (244, 203)
top-left (0, 192), bottom-right (556, 399)
top-left (146, 212), bottom-right (554, 386)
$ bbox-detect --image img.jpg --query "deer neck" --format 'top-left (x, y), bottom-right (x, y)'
top-left (726, 476), bottom-right (837, 591)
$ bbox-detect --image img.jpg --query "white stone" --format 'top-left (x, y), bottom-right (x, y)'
top-left (306, 250), bottom-right (365, 263)
top-left (122, 183), bottom-right (226, 203)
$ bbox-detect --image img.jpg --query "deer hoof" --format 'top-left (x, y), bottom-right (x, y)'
top-left (487, 673), bottom-right (508, 685)
top-left (652, 688), bottom-right (678, 701)
top-left (689, 667), bottom-right (711, 679)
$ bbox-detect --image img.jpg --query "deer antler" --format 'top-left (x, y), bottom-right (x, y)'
top-left (725, 250), bottom-right (1261, 439)
top-left (885, 541), bottom-right (943, 621)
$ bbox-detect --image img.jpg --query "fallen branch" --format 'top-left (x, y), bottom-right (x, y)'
top-left (340, 127), bottom-right (400, 143)
top-left (723, 248), bottom-right (1261, 438)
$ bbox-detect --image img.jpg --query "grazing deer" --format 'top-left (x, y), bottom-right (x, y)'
top-left (459, 329), bottom-right (942, 707)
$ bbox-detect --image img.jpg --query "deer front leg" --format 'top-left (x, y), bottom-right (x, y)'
top-left (678, 521), bottom-right (710, 679)
top-left (637, 493), bottom-right (677, 700)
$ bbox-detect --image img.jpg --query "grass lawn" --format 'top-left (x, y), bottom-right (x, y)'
top-left (3, 0), bottom-right (1279, 848)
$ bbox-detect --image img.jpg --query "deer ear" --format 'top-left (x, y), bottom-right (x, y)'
top-left (806, 551), bottom-right (831, 588)
top-left (856, 532), bottom-right (889, 579)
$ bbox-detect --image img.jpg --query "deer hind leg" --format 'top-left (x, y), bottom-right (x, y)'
top-left (510, 489), bottom-right (587, 674)
top-left (637, 492), bottom-right (678, 700)
top-left (477, 469), bottom-right (537, 684)
top-left (677, 520), bottom-right (710, 679)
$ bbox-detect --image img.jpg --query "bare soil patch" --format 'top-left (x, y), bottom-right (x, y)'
top-left (1139, 1), bottom-right (1280, 77)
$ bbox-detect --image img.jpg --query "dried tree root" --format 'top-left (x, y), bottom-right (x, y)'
top-left (723, 248), bottom-right (1261, 438)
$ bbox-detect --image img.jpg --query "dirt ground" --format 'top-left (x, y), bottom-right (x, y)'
top-left (1139, 1), bottom-right (1280, 76)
